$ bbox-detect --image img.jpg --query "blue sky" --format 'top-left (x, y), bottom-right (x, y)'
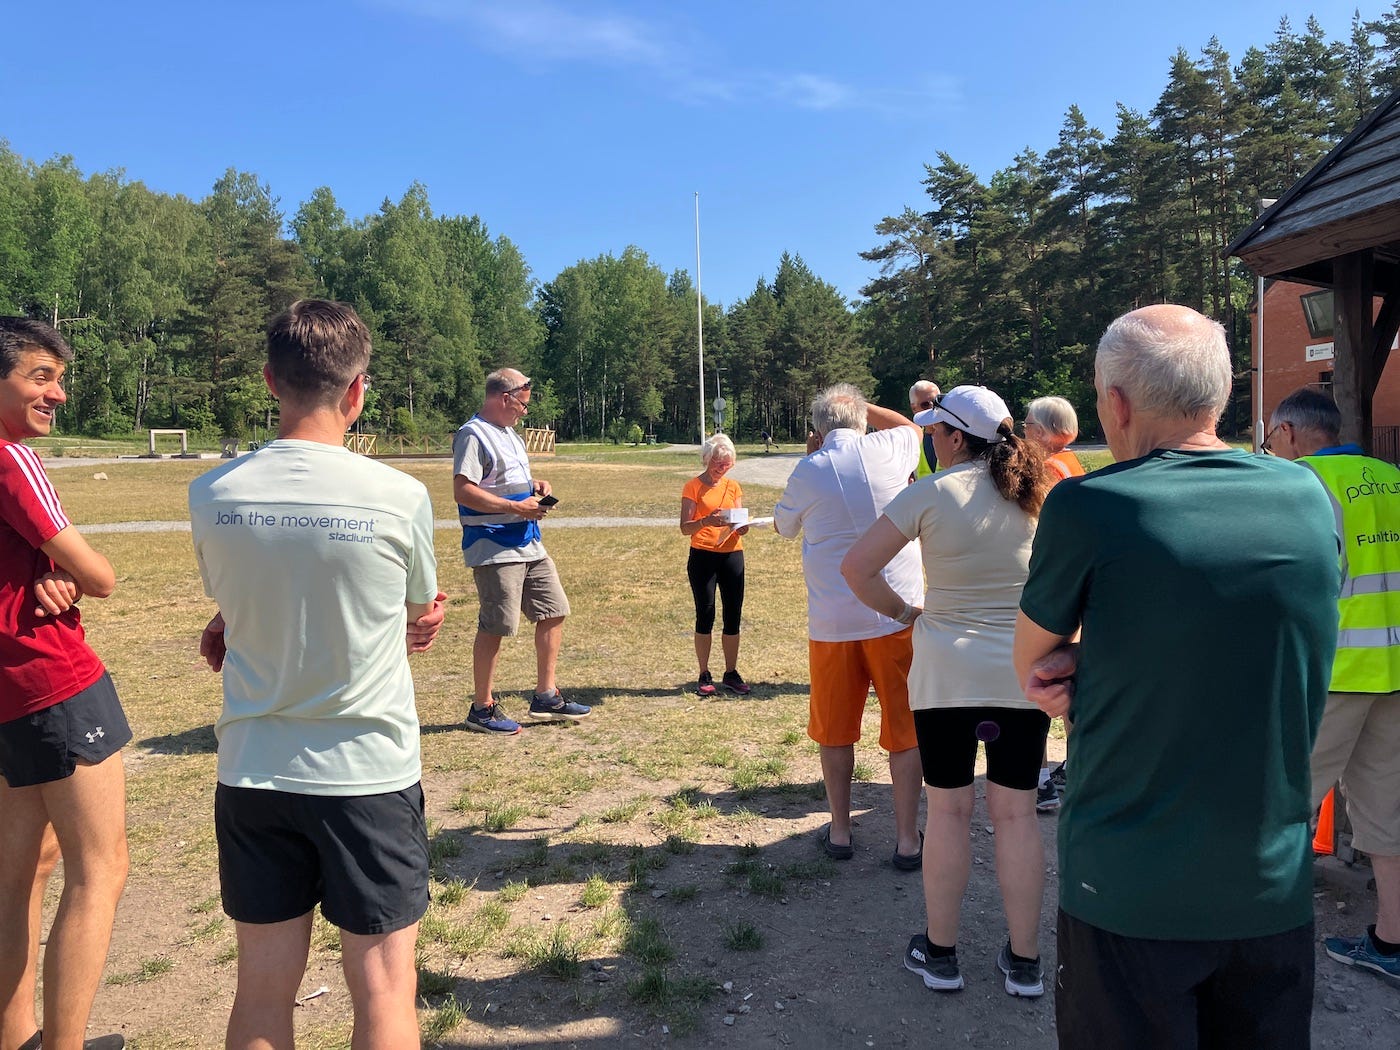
top-left (5, 1), bottom-right (1376, 307)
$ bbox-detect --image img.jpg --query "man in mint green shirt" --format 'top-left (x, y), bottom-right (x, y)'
top-left (190, 300), bottom-right (446, 1050)
top-left (1013, 305), bottom-right (1338, 1049)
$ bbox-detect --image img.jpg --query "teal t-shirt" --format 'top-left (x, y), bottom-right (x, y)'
top-left (1020, 448), bottom-right (1339, 940)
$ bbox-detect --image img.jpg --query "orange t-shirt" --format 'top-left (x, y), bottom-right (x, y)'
top-left (1046, 449), bottom-right (1086, 486)
top-left (682, 475), bottom-right (744, 552)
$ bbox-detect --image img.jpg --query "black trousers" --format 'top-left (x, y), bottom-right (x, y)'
top-left (1055, 908), bottom-right (1314, 1050)
top-left (686, 547), bottom-right (744, 635)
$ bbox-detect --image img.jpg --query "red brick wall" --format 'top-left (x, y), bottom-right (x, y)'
top-left (1250, 279), bottom-right (1400, 431)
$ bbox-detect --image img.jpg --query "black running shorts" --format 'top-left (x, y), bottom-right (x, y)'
top-left (215, 781), bottom-right (430, 936)
top-left (0, 672), bottom-right (132, 787)
top-left (912, 706), bottom-right (1050, 790)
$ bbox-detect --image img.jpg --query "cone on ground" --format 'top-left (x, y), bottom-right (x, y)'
top-left (1314, 787), bottom-right (1335, 856)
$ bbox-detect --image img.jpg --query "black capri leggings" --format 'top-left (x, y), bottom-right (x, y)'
top-left (687, 547), bottom-right (745, 636)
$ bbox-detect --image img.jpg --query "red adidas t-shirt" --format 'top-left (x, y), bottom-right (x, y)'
top-left (0, 438), bottom-right (105, 721)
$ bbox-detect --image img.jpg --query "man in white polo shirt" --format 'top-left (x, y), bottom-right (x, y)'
top-left (774, 383), bottom-right (925, 868)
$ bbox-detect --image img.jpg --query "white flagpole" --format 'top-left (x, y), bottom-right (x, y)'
top-left (696, 192), bottom-right (707, 442)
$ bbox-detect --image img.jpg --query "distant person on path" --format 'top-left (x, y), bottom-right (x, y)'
top-left (190, 300), bottom-right (447, 1050)
top-left (844, 385), bottom-right (1050, 998)
top-left (454, 369), bottom-right (590, 735)
top-left (909, 380), bottom-right (941, 480)
top-left (1268, 386), bottom-right (1400, 986)
top-left (1014, 305), bottom-right (1339, 1047)
top-left (0, 317), bottom-right (130, 1050)
top-left (1020, 395), bottom-right (1085, 813)
top-left (773, 384), bottom-right (924, 869)
top-left (680, 434), bottom-right (752, 696)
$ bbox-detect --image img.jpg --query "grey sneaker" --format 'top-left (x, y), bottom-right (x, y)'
top-left (905, 934), bottom-right (963, 991)
top-left (528, 689), bottom-right (591, 721)
top-left (997, 942), bottom-right (1044, 997)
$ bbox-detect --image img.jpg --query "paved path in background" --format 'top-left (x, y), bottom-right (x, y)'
top-left (55, 450), bottom-right (811, 535)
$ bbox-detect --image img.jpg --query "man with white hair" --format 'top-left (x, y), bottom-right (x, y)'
top-left (775, 384), bottom-right (925, 868)
top-left (1013, 305), bottom-right (1340, 1047)
top-left (908, 380), bottom-right (940, 479)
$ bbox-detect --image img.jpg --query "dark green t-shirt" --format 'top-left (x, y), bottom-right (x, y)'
top-left (1021, 448), bottom-right (1339, 940)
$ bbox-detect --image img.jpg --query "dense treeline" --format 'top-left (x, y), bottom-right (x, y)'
top-left (861, 10), bottom-right (1400, 431)
top-left (3, 10), bottom-right (1399, 442)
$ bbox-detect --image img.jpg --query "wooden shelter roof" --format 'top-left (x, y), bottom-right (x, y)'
top-left (1227, 86), bottom-right (1400, 287)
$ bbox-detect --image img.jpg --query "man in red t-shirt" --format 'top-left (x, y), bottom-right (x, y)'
top-left (0, 318), bottom-right (130, 1050)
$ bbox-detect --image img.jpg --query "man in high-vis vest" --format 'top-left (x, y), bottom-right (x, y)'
top-left (1270, 386), bottom-right (1400, 985)
top-left (908, 380), bottom-right (940, 480)
top-left (453, 369), bottom-right (590, 735)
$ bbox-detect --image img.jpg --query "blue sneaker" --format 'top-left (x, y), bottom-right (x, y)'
top-left (528, 689), bottom-right (591, 721)
top-left (1325, 930), bottom-right (1400, 986)
top-left (465, 701), bottom-right (522, 735)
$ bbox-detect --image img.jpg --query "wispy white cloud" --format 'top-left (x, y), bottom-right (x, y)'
top-left (366, 0), bottom-right (961, 115)
top-left (773, 74), bottom-right (857, 111)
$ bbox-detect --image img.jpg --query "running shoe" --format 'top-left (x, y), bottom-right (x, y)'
top-left (905, 933), bottom-right (963, 991)
top-left (1325, 929), bottom-right (1400, 986)
top-left (528, 689), bottom-right (592, 721)
top-left (465, 702), bottom-right (522, 735)
top-left (721, 670), bottom-right (751, 695)
top-left (697, 670), bottom-right (716, 696)
top-left (997, 942), bottom-right (1045, 997)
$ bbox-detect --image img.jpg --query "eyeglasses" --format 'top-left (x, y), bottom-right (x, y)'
top-left (358, 372), bottom-right (372, 391)
top-left (918, 399), bottom-right (935, 410)
top-left (1262, 422), bottom-right (1285, 454)
top-left (930, 393), bottom-right (971, 432)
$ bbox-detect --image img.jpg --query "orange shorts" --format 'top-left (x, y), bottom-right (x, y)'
top-left (807, 627), bottom-right (916, 752)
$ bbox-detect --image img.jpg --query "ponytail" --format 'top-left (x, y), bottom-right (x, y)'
top-left (963, 421), bottom-right (1049, 516)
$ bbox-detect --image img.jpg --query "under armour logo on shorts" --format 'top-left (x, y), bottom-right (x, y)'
top-left (85, 726), bottom-right (105, 743)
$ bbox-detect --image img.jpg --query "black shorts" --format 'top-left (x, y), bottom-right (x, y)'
top-left (912, 706), bottom-right (1049, 790)
top-left (0, 672), bottom-right (132, 788)
top-left (1055, 908), bottom-right (1313, 1050)
top-left (215, 781), bottom-right (430, 936)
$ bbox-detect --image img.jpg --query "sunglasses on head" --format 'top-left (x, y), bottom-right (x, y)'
top-left (931, 393), bottom-right (971, 432)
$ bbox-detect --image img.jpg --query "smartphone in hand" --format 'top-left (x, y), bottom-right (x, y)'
top-left (538, 494), bottom-right (559, 507)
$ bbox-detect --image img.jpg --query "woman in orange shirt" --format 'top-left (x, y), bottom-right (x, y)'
top-left (680, 434), bottom-right (750, 695)
top-left (1024, 396), bottom-right (1085, 487)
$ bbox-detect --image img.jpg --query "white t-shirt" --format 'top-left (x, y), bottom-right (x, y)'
top-left (773, 426), bottom-right (923, 642)
top-left (189, 440), bottom-right (438, 795)
top-left (883, 460), bottom-right (1036, 710)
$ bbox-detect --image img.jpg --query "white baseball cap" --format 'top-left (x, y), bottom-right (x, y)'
top-left (913, 385), bottom-right (1013, 443)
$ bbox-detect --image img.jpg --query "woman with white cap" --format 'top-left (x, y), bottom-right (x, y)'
top-left (841, 385), bottom-right (1050, 1000)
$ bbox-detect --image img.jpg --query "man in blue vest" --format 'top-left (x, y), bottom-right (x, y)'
top-left (1269, 386), bottom-right (1400, 985)
top-left (454, 369), bottom-right (590, 735)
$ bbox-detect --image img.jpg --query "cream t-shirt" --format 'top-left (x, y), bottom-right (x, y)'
top-left (883, 460), bottom-right (1036, 710)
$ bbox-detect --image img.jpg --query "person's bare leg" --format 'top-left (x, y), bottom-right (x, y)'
top-left (889, 747), bottom-right (924, 858)
top-left (1371, 854), bottom-right (1400, 945)
top-left (0, 788), bottom-right (57, 1050)
top-left (341, 924), bottom-right (419, 1050)
top-left (472, 630), bottom-right (505, 707)
top-left (40, 755), bottom-right (129, 1050)
top-left (720, 632), bottom-right (740, 674)
top-left (922, 786), bottom-right (974, 946)
top-left (534, 615), bottom-right (564, 695)
top-left (225, 913), bottom-right (313, 1050)
top-left (986, 781), bottom-right (1044, 959)
top-left (693, 632), bottom-right (712, 676)
top-left (820, 745), bottom-right (855, 847)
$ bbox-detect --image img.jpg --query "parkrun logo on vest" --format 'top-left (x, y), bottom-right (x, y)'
top-left (1344, 467), bottom-right (1400, 504)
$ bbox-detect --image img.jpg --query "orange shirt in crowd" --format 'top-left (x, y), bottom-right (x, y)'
top-left (681, 475), bottom-right (744, 553)
top-left (1046, 449), bottom-right (1086, 486)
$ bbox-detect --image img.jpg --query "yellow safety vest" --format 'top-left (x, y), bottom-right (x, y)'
top-left (1301, 453), bottom-right (1400, 693)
